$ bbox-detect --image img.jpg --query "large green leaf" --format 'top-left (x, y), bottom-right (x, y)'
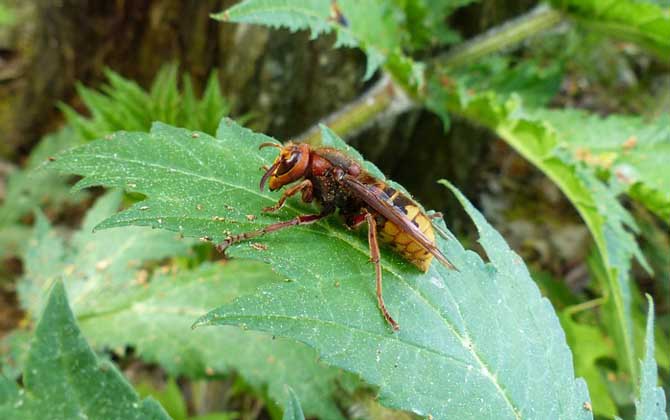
top-left (635, 295), bottom-right (668, 420)
top-left (16, 191), bottom-right (351, 420)
top-left (51, 119), bottom-right (592, 419)
top-left (427, 77), bottom-right (650, 389)
top-left (214, 0), bottom-right (423, 85)
top-left (550, 0), bottom-right (670, 61)
top-left (0, 281), bottom-right (169, 420)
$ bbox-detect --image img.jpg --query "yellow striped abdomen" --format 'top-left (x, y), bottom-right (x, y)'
top-left (377, 202), bottom-right (435, 272)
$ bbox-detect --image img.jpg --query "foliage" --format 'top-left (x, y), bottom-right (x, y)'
top-left (210, 0), bottom-right (670, 417)
top-left (50, 120), bottom-right (592, 419)
top-left (3, 0), bottom-right (669, 418)
top-left (0, 281), bottom-right (170, 420)
top-left (213, 0), bottom-right (426, 87)
top-left (560, 311), bottom-right (617, 417)
top-left (426, 78), bottom-right (652, 388)
top-left (16, 190), bottom-right (351, 419)
top-left (0, 3), bottom-right (15, 26)
top-left (135, 379), bottom-right (238, 420)
top-left (0, 64), bottom-right (231, 244)
top-left (62, 64), bottom-right (230, 141)
top-left (447, 56), bottom-right (564, 108)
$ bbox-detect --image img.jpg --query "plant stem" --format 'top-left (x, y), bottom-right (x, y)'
top-left (436, 4), bottom-right (564, 69)
top-left (564, 297), bottom-right (607, 316)
top-left (296, 74), bottom-right (414, 145)
top-left (302, 4), bottom-right (565, 141)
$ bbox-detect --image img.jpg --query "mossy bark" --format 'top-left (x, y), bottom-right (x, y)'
top-left (0, 0), bottom-right (366, 158)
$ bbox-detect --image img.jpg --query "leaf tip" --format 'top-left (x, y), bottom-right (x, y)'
top-left (210, 10), bottom-right (230, 22)
top-left (191, 316), bottom-right (209, 330)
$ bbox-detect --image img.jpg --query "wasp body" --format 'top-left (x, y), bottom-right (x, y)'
top-left (219, 142), bottom-right (457, 330)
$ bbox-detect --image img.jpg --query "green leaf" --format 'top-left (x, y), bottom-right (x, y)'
top-left (282, 387), bottom-right (305, 420)
top-left (0, 281), bottom-right (170, 420)
top-left (214, 0), bottom-right (422, 85)
top-left (551, 0), bottom-right (670, 61)
top-left (427, 75), bottom-right (649, 387)
top-left (532, 109), bottom-right (670, 220)
top-left (635, 295), bottom-right (668, 420)
top-left (50, 119), bottom-right (593, 418)
top-left (18, 190), bottom-right (350, 420)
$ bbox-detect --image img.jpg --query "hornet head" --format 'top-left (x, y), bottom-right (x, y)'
top-left (259, 142), bottom-right (311, 191)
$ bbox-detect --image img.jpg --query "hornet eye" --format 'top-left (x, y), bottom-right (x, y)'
top-left (276, 152), bottom-right (299, 175)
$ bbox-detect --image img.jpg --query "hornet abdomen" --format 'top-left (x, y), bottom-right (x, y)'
top-left (372, 183), bottom-right (435, 272)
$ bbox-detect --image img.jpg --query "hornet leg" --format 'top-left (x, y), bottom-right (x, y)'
top-left (365, 212), bottom-right (399, 331)
top-left (217, 210), bottom-right (328, 253)
top-left (263, 179), bottom-right (313, 213)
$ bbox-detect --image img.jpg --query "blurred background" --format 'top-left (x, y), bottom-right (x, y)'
top-left (0, 1), bottom-right (668, 419)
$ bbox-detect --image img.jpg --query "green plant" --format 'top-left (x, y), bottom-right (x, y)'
top-left (2, 0), bottom-right (669, 419)
top-left (47, 119), bottom-right (593, 418)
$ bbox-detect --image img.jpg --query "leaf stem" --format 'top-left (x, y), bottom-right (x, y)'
top-left (563, 296), bottom-right (607, 316)
top-left (296, 74), bottom-right (414, 145)
top-left (435, 5), bottom-right (564, 69)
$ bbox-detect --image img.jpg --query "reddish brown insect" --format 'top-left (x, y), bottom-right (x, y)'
top-left (217, 141), bottom-right (457, 330)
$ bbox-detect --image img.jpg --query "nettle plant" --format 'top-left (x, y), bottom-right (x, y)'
top-left (2, 1), bottom-right (669, 419)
